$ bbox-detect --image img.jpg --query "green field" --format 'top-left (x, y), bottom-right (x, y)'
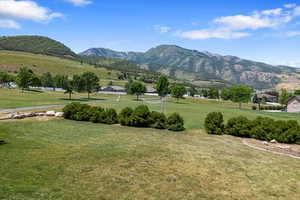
top-left (1, 89), bottom-right (300, 199)
top-left (0, 50), bottom-right (131, 87)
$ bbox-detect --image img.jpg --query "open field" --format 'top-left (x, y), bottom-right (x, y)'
top-left (1, 88), bottom-right (300, 199)
top-left (0, 118), bottom-right (300, 200)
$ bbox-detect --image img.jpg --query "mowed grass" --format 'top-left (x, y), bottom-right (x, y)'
top-left (0, 118), bottom-right (299, 200)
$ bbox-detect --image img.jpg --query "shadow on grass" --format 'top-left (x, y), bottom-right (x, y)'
top-left (0, 140), bottom-right (7, 145)
top-left (59, 98), bottom-right (106, 102)
top-left (23, 89), bottom-right (44, 93)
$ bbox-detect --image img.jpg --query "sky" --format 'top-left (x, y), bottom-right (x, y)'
top-left (0, 0), bottom-right (300, 67)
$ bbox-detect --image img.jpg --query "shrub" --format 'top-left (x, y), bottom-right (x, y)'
top-left (63, 103), bottom-right (91, 121)
top-left (225, 116), bottom-right (252, 137)
top-left (248, 117), bottom-right (273, 140)
top-left (252, 105), bottom-right (257, 110)
top-left (63, 102), bottom-right (80, 119)
top-left (73, 104), bottom-right (91, 121)
top-left (130, 105), bottom-right (152, 127)
top-left (167, 113), bottom-right (185, 131)
top-left (89, 106), bottom-right (105, 123)
top-left (204, 112), bottom-right (224, 135)
top-left (150, 111), bottom-right (167, 129)
top-left (118, 107), bottom-right (134, 126)
top-left (104, 108), bottom-right (118, 124)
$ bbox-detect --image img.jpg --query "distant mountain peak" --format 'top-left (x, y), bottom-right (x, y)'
top-left (80, 44), bottom-right (298, 89)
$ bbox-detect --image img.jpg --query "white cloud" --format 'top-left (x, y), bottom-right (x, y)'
top-left (294, 6), bottom-right (300, 16)
top-left (178, 4), bottom-right (299, 40)
top-left (284, 4), bottom-right (297, 9)
top-left (153, 25), bottom-right (171, 33)
top-left (64, 0), bottom-right (92, 6)
top-left (178, 28), bottom-right (250, 40)
top-left (286, 31), bottom-right (300, 37)
top-left (0, 18), bottom-right (20, 29)
top-left (262, 8), bottom-right (282, 16)
top-left (0, 0), bottom-right (63, 22)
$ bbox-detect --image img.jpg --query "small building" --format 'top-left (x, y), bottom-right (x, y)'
top-left (146, 86), bottom-right (157, 93)
top-left (287, 96), bottom-right (300, 113)
top-left (257, 93), bottom-right (277, 103)
top-left (101, 86), bottom-right (125, 92)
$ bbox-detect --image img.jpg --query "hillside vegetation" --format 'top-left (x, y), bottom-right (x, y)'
top-left (81, 45), bottom-right (300, 89)
top-left (0, 50), bottom-right (123, 81)
top-left (0, 36), bottom-right (77, 58)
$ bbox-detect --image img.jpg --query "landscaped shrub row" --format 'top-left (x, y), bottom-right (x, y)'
top-left (252, 105), bottom-right (285, 111)
top-left (63, 103), bottom-right (185, 131)
top-left (205, 112), bottom-right (300, 144)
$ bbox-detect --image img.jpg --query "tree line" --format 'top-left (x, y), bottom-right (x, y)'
top-left (3, 67), bottom-right (100, 100)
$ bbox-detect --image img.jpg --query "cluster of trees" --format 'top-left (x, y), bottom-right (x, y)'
top-left (205, 112), bottom-right (300, 144)
top-left (125, 75), bottom-right (188, 102)
top-left (252, 105), bottom-right (285, 111)
top-left (63, 103), bottom-right (185, 131)
top-left (14, 67), bottom-right (100, 99)
top-left (0, 72), bottom-right (14, 86)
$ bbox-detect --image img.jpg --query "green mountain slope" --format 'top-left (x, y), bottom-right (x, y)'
top-left (80, 45), bottom-right (299, 89)
top-left (0, 36), bottom-right (77, 58)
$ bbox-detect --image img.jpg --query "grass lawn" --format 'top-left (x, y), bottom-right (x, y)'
top-left (1, 89), bottom-right (300, 199)
top-left (0, 119), bottom-right (299, 200)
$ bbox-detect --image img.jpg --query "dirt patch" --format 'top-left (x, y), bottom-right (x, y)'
top-left (243, 138), bottom-right (300, 159)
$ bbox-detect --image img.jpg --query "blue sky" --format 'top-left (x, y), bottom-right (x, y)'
top-left (0, 0), bottom-right (300, 67)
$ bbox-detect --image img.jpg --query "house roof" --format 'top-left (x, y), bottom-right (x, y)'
top-left (146, 86), bottom-right (157, 93)
top-left (287, 95), bottom-right (300, 104)
top-left (102, 86), bottom-right (125, 91)
top-left (257, 93), bottom-right (277, 98)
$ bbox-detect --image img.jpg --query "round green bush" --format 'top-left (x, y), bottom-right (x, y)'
top-left (150, 111), bottom-right (167, 129)
top-left (104, 108), bottom-right (118, 124)
top-left (225, 116), bottom-right (252, 137)
top-left (130, 105), bottom-right (152, 127)
top-left (118, 107), bottom-right (134, 126)
top-left (89, 106), bottom-right (105, 123)
top-left (63, 102), bottom-right (81, 119)
top-left (167, 113), bottom-right (185, 131)
top-left (204, 112), bottom-right (224, 135)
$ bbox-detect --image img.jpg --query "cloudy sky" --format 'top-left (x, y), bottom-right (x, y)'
top-left (0, 0), bottom-right (300, 67)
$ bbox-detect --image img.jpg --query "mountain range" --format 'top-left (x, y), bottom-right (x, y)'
top-left (0, 35), bottom-right (299, 89)
top-left (80, 45), bottom-right (300, 89)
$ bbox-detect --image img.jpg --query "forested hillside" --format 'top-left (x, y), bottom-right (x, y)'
top-left (0, 36), bottom-right (77, 58)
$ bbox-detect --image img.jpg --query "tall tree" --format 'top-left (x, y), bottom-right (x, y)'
top-left (221, 88), bottom-right (231, 100)
top-left (16, 67), bottom-right (34, 91)
top-left (63, 79), bottom-right (74, 100)
top-left (156, 75), bottom-right (169, 99)
top-left (252, 94), bottom-right (261, 110)
top-left (279, 89), bottom-right (293, 106)
top-left (128, 81), bottom-right (146, 101)
top-left (0, 72), bottom-right (14, 87)
top-left (188, 87), bottom-right (197, 97)
top-left (81, 72), bottom-right (100, 99)
top-left (41, 72), bottom-right (54, 89)
top-left (208, 88), bottom-right (219, 99)
top-left (170, 85), bottom-right (187, 102)
top-left (230, 85), bottom-right (253, 109)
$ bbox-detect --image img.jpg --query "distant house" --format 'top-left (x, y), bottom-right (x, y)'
top-left (146, 86), bottom-right (157, 93)
top-left (257, 93), bottom-right (277, 103)
top-left (287, 96), bottom-right (300, 113)
top-left (101, 86), bottom-right (125, 92)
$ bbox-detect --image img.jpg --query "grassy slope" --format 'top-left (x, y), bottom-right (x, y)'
top-left (0, 50), bottom-right (129, 86)
top-left (0, 119), bottom-right (299, 200)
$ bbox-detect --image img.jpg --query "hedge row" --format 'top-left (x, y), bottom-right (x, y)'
top-left (205, 112), bottom-right (300, 144)
top-left (63, 103), bottom-right (185, 131)
top-left (252, 105), bottom-right (285, 111)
